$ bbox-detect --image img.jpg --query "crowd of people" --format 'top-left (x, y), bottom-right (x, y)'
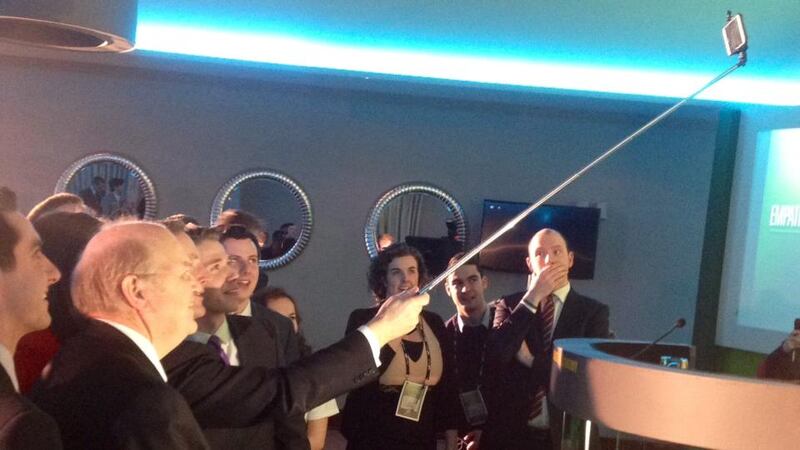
top-left (24, 184), bottom-right (800, 449)
top-left (0, 187), bottom-right (428, 450)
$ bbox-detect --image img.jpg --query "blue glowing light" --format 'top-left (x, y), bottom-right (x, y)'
top-left (135, 23), bottom-right (800, 106)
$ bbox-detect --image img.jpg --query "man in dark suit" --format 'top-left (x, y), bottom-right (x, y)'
top-left (486, 228), bottom-right (609, 450)
top-left (78, 176), bottom-right (105, 215)
top-left (30, 222), bottom-right (211, 450)
top-left (220, 225), bottom-right (300, 363)
top-left (178, 224), bottom-right (307, 449)
top-left (442, 253), bottom-right (495, 450)
top-left (758, 328), bottom-right (800, 381)
top-left (0, 187), bottom-right (63, 449)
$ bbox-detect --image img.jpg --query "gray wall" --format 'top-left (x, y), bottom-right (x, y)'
top-left (0, 54), bottom-right (721, 348)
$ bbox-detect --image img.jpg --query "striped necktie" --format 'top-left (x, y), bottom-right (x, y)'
top-left (529, 294), bottom-right (556, 419)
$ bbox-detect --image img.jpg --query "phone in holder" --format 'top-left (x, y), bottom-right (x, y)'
top-left (723, 13), bottom-right (747, 56)
top-left (794, 318), bottom-right (800, 331)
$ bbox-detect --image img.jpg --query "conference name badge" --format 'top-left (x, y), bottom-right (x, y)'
top-left (459, 389), bottom-right (488, 426)
top-left (395, 380), bottom-right (428, 422)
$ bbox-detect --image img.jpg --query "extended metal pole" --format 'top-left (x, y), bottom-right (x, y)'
top-left (420, 58), bottom-right (745, 295)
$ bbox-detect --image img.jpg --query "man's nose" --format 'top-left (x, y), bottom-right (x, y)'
top-left (195, 265), bottom-right (209, 287)
top-left (45, 257), bottom-right (61, 285)
top-left (544, 253), bottom-right (552, 264)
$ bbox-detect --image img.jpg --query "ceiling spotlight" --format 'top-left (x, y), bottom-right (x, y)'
top-left (0, 0), bottom-right (137, 52)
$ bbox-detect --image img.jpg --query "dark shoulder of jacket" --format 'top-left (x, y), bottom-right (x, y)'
top-left (570, 289), bottom-right (608, 312)
top-left (494, 291), bottom-right (526, 309)
top-left (228, 314), bottom-right (277, 340)
top-left (345, 306), bottom-right (379, 334)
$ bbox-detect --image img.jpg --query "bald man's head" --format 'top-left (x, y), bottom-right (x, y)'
top-left (72, 222), bottom-right (201, 356)
top-left (526, 228), bottom-right (574, 278)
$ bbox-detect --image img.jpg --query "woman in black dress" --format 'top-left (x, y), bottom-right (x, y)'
top-left (342, 243), bottom-right (458, 450)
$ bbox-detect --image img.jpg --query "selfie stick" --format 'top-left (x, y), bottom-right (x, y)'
top-left (419, 16), bottom-right (747, 296)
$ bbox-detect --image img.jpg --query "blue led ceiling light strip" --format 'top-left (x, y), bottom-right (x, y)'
top-left (135, 23), bottom-right (800, 106)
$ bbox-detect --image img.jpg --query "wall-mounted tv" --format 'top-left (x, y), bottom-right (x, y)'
top-left (478, 200), bottom-right (601, 279)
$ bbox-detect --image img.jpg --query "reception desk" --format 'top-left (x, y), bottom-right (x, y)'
top-left (550, 339), bottom-right (800, 449)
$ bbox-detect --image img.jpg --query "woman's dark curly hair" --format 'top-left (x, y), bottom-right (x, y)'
top-left (367, 243), bottom-right (429, 302)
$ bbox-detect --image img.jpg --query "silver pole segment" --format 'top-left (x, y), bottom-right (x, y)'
top-left (420, 60), bottom-right (744, 295)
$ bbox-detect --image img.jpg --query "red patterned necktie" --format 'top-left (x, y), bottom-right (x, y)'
top-left (207, 335), bottom-right (231, 366)
top-left (529, 294), bottom-right (556, 420)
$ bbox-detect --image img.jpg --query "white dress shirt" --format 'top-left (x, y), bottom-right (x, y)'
top-left (0, 344), bottom-right (19, 392)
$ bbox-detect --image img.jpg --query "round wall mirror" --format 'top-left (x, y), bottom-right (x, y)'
top-left (55, 153), bottom-right (158, 220)
top-left (364, 183), bottom-right (468, 276)
top-left (210, 170), bottom-right (313, 270)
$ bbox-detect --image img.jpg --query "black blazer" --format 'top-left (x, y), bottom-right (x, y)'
top-left (484, 288), bottom-right (609, 449)
top-left (341, 307), bottom-right (458, 449)
top-left (0, 367), bottom-right (62, 450)
top-left (30, 320), bottom-right (209, 450)
top-left (163, 326), bottom-right (379, 429)
top-left (250, 301), bottom-right (301, 364)
top-left (201, 315), bottom-right (309, 450)
top-left (491, 288), bottom-right (609, 381)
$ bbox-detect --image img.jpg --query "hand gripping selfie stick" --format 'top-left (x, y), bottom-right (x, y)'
top-left (419, 12), bottom-right (748, 296)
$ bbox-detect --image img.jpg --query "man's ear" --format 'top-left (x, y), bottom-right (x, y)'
top-left (568, 251), bottom-right (575, 269)
top-left (120, 274), bottom-right (148, 311)
top-left (525, 256), bottom-right (533, 274)
top-left (481, 275), bottom-right (489, 290)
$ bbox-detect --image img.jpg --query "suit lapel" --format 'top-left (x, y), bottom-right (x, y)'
top-left (553, 289), bottom-right (582, 340)
top-left (0, 367), bottom-right (15, 395)
top-left (227, 316), bottom-right (248, 365)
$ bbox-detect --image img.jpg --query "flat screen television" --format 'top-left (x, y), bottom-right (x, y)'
top-left (478, 200), bottom-right (600, 279)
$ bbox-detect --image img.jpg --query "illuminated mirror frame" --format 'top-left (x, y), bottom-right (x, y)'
top-left (364, 182), bottom-right (468, 258)
top-left (210, 169), bottom-right (313, 270)
top-left (55, 152), bottom-right (158, 219)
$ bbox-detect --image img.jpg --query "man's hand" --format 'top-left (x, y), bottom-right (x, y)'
top-left (522, 262), bottom-right (568, 308)
top-left (515, 340), bottom-right (535, 368)
top-left (366, 288), bottom-right (429, 347)
top-left (782, 330), bottom-right (800, 354)
top-left (463, 429), bottom-right (482, 450)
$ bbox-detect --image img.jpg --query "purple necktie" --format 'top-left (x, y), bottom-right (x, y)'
top-left (207, 335), bottom-right (230, 366)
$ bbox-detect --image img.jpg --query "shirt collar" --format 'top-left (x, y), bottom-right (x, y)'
top-left (96, 319), bottom-right (168, 382)
top-left (215, 318), bottom-right (234, 344)
top-left (456, 306), bottom-right (491, 332)
top-left (552, 283), bottom-right (571, 305)
top-left (0, 344), bottom-right (19, 392)
top-left (237, 301), bottom-right (252, 317)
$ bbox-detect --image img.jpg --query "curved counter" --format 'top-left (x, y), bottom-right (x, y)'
top-left (550, 338), bottom-right (800, 449)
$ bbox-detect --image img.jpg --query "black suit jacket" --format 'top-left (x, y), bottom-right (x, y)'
top-left (201, 315), bottom-right (309, 450)
top-left (250, 301), bottom-right (301, 364)
top-left (758, 346), bottom-right (800, 381)
top-left (163, 327), bottom-right (379, 430)
top-left (30, 320), bottom-right (209, 450)
top-left (484, 288), bottom-right (609, 449)
top-left (0, 366), bottom-right (62, 450)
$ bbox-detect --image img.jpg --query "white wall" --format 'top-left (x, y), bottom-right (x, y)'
top-left (0, 53), bottom-right (722, 347)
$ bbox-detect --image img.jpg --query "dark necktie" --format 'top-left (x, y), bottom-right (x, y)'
top-left (207, 335), bottom-right (230, 366)
top-left (530, 294), bottom-right (556, 420)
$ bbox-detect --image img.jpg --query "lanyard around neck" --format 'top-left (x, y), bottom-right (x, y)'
top-left (400, 319), bottom-right (432, 385)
